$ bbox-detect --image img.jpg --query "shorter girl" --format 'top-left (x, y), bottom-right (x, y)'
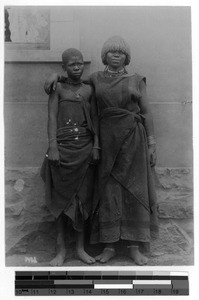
top-left (41, 48), bottom-right (99, 266)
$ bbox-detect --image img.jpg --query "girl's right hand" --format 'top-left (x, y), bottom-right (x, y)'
top-left (91, 148), bottom-right (100, 164)
top-left (44, 73), bottom-right (59, 95)
top-left (47, 147), bottom-right (60, 167)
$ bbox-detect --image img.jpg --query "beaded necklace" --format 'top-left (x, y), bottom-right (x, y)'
top-left (104, 66), bottom-right (127, 77)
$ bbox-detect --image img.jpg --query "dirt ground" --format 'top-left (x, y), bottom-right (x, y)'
top-left (5, 221), bottom-right (194, 267)
top-left (5, 167), bottom-right (194, 267)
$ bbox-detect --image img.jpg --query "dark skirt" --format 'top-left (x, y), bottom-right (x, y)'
top-left (90, 107), bottom-right (159, 246)
top-left (41, 126), bottom-right (95, 232)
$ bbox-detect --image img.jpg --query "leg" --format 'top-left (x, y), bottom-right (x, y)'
top-left (50, 214), bottom-right (66, 266)
top-left (76, 227), bottom-right (96, 264)
top-left (95, 243), bottom-right (116, 263)
top-left (128, 242), bottom-right (148, 265)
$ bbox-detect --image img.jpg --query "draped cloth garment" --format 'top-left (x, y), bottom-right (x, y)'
top-left (41, 85), bottom-right (95, 232)
top-left (89, 72), bottom-right (159, 245)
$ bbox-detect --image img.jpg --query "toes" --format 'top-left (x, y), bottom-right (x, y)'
top-left (85, 256), bottom-right (94, 264)
top-left (86, 255), bottom-right (96, 264)
top-left (95, 255), bottom-right (103, 261)
top-left (49, 255), bottom-right (65, 266)
top-left (100, 255), bottom-right (112, 263)
top-left (139, 260), bottom-right (144, 265)
top-left (50, 261), bottom-right (57, 266)
top-left (96, 255), bottom-right (108, 263)
top-left (90, 257), bottom-right (96, 263)
top-left (140, 256), bottom-right (148, 265)
top-left (99, 258), bottom-right (106, 263)
top-left (98, 251), bottom-right (115, 263)
top-left (49, 259), bottom-right (57, 266)
top-left (135, 256), bottom-right (148, 265)
top-left (77, 251), bottom-right (96, 264)
top-left (99, 255), bottom-right (108, 263)
top-left (143, 258), bottom-right (148, 265)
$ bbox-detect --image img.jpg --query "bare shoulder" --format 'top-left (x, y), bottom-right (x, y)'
top-left (55, 82), bottom-right (66, 97)
top-left (48, 82), bottom-right (61, 102)
top-left (56, 82), bottom-right (62, 91)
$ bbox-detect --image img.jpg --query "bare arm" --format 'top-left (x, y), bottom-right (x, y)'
top-left (44, 73), bottom-right (67, 95)
top-left (138, 79), bottom-right (156, 166)
top-left (47, 87), bottom-right (60, 165)
top-left (44, 73), bottom-right (92, 95)
top-left (90, 87), bottom-right (100, 163)
top-left (90, 91), bottom-right (99, 147)
top-left (138, 80), bottom-right (155, 138)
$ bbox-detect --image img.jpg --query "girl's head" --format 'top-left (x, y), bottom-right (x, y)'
top-left (62, 48), bottom-right (84, 81)
top-left (101, 36), bottom-right (131, 66)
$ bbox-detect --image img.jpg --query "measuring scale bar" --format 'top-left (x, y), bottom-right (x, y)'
top-left (94, 280), bottom-right (171, 289)
top-left (15, 271), bottom-right (189, 296)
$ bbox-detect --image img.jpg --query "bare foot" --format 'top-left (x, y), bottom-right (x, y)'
top-left (129, 247), bottom-right (148, 265)
top-left (95, 248), bottom-right (115, 263)
top-left (77, 248), bottom-right (96, 264)
top-left (50, 251), bottom-right (66, 266)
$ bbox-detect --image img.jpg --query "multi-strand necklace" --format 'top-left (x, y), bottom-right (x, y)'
top-left (104, 66), bottom-right (127, 77)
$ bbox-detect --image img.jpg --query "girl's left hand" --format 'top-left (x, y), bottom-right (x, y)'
top-left (148, 145), bottom-right (157, 167)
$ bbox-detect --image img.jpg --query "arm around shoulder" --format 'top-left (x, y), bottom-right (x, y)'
top-left (44, 73), bottom-right (67, 95)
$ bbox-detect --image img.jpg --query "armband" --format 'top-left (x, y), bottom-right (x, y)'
top-left (48, 137), bottom-right (57, 143)
top-left (147, 135), bottom-right (156, 146)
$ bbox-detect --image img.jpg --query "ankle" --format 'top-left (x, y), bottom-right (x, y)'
top-left (57, 246), bottom-right (66, 254)
top-left (76, 246), bottom-right (84, 252)
top-left (127, 245), bottom-right (139, 250)
top-left (104, 247), bottom-right (115, 252)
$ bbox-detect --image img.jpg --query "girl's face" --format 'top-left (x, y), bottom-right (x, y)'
top-left (62, 55), bottom-right (84, 80)
top-left (106, 51), bottom-right (126, 70)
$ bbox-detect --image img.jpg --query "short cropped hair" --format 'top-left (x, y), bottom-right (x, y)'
top-left (62, 48), bottom-right (83, 64)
